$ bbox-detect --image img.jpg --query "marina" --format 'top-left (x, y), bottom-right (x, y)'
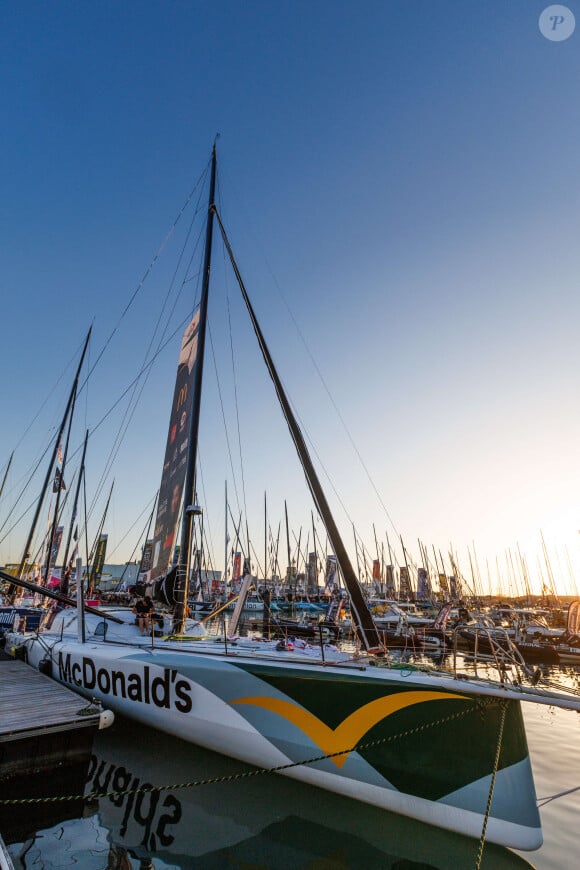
top-left (2, 4), bottom-right (580, 867)
top-left (2, 142), bottom-right (580, 854)
top-left (2, 135), bottom-right (580, 862)
top-left (1, 662), bottom-right (579, 869)
top-left (2, 591), bottom-right (580, 865)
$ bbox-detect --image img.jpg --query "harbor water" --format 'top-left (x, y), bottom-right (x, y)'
top-left (3, 659), bottom-right (580, 869)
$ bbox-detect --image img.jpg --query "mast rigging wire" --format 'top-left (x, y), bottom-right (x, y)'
top-left (1, 167), bottom-right (210, 562)
top-left (216, 176), bottom-right (401, 542)
top-left (86, 187), bottom-right (208, 525)
top-left (78, 161), bottom-right (211, 397)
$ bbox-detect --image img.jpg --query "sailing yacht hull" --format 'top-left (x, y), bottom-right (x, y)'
top-left (8, 631), bottom-right (542, 851)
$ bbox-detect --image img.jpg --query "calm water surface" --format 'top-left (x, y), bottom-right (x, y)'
top-left (4, 659), bottom-right (580, 869)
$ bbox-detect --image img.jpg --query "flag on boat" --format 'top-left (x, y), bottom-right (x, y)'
top-left (417, 567), bottom-right (430, 599)
top-left (323, 555), bottom-right (338, 594)
top-left (151, 309), bottom-right (200, 581)
top-left (52, 466), bottom-right (66, 492)
top-left (307, 551), bottom-right (318, 594)
top-left (372, 559), bottom-right (381, 592)
top-left (399, 566), bottom-right (412, 598)
top-left (433, 602), bottom-right (453, 630)
top-left (386, 564), bottom-right (396, 597)
top-left (139, 539), bottom-right (153, 585)
top-left (45, 525), bottom-right (64, 576)
top-left (567, 600), bottom-right (580, 635)
top-left (90, 533), bottom-right (108, 587)
top-left (141, 539), bottom-right (153, 573)
top-left (231, 552), bottom-right (242, 591)
top-left (438, 573), bottom-right (449, 593)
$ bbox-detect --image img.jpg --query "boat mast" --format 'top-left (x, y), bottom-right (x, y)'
top-left (173, 142), bottom-right (218, 633)
top-left (264, 491), bottom-right (267, 583)
top-left (8, 327), bottom-right (91, 600)
top-left (43, 372), bottom-right (79, 587)
top-left (61, 429), bottom-right (89, 575)
top-left (132, 490), bottom-right (158, 588)
top-left (284, 499), bottom-right (291, 584)
top-left (214, 209), bottom-right (381, 653)
top-left (87, 479), bottom-right (114, 592)
top-left (311, 510), bottom-right (318, 593)
top-left (225, 480), bottom-right (229, 594)
top-left (0, 451), bottom-right (13, 502)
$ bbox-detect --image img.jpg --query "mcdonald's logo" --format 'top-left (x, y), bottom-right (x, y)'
top-left (177, 384), bottom-right (188, 410)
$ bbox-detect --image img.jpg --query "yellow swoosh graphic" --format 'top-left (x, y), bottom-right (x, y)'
top-left (231, 690), bottom-right (467, 768)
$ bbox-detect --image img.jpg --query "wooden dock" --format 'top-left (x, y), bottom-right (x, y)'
top-left (0, 653), bottom-right (104, 780)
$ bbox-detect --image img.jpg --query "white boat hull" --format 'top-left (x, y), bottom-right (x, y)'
top-left (4, 616), bottom-right (545, 852)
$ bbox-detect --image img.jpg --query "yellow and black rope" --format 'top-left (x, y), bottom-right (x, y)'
top-left (0, 698), bottom-right (498, 807)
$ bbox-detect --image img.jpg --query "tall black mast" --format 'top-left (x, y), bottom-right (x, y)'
top-left (61, 429), bottom-right (89, 574)
top-left (284, 499), bottom-right (291, 581)
top-left (8, 328), bottom-right (91, 600)
top-left (88, 479), bottom-right (114, 590)
top-left (0, 452), bottom-right (13, 502)
top-left (173, 143), bottom-right (218, 632)
top-left (43, 373), bottom-right (78, 586)
top-left (214, 209), bottom-right (382, 653)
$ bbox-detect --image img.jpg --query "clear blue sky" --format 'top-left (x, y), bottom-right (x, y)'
top-left (2, 1), bottom-right (580, 595)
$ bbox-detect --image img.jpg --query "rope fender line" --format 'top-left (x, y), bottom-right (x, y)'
top-left (537, 784), bottom-right (580, 807)
top-left (0, 697), bottom-right (504, 807)
top-left (474, 699), bottom-right (508, 870)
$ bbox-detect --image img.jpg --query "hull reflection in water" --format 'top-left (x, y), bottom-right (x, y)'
top-left (8, 715), bottom-right (535, 869)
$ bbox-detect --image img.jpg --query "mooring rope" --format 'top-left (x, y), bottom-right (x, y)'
top-left (0, 699), bottom-right (495, 807)
top-left (474, 699), bottom-right (508, 870)
top-left (537, 784), bottom-right (580, 807)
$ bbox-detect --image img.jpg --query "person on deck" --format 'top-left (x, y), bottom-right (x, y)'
top-left (133, 595), bottom-right (155, 635)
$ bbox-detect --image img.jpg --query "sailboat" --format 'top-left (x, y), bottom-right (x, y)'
top-left (5, 143), bottom-right (580, 852)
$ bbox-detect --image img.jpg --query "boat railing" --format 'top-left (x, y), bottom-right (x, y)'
top-left (451, 624), bottom-right (527, 684)
top-left (98, 632), bottom-right (367, 667)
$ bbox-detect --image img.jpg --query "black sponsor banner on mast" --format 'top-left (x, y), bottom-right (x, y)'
top-left (139, 539), bottom-right (153, 583)
top-left (45, 525), bottom-right (64, 579)
top-left (90, 533), bottom-right (108, 586)
top-left (306, 551), bottom-right (317, 594)
top-left (141, 540), bottom-right (153, 573)
top-left (399, 566), bottom-right (411, 599)
top-left (417, 567), bottom-right (430, 599)
top-left (151, 311), bottom-right (200, 581)
top-left (323, 555), bottom-right (337, 593)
